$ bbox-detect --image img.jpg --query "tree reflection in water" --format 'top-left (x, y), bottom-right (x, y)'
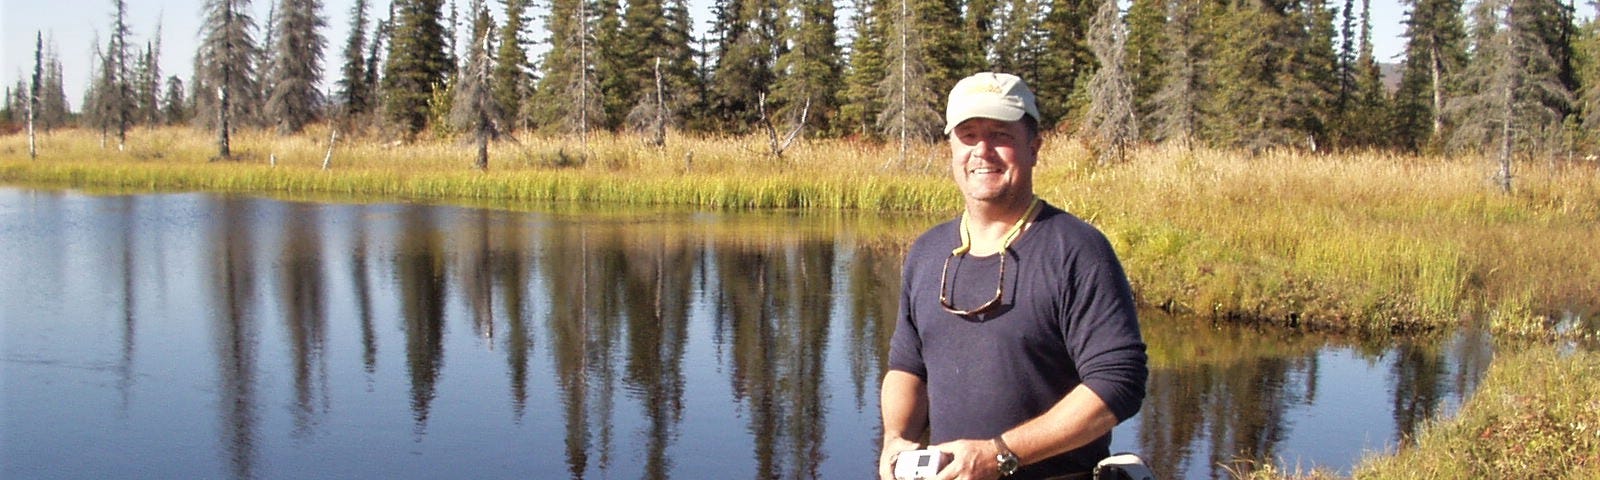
top-left (1, 190), bottom-right (1493, 480)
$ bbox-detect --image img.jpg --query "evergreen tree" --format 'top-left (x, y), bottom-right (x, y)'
top-left (1447, 0), bottom-right (1576, 189)
top-left (28, 32), bottom-right (42, 158)
top-left (533, 0), bottom-right (604, 135)
top-left (196, 0), bottom-right (264, 158)
top-left (162, 75), bottom-right (189, 124)
top-left (1393, 0), bottom-right (1468, 150)
top-left (992, 0), bottom-right (1045, 74)
top-left (1036, 0), bottom-right (1098, 129)
top-left (839, 0), bottom-right (888, 138)
top-left (266, 0), bottom-right (328, 134)
top-left (1148, 0), bottom-right (1204, 146)
top-left (384, 0), bottom-right (453, 138)
top-left (451, 0), bottom-right (500, 169)
top-left (1124, 0), bottom-right (1166, 135)
top-left (617, 0), bottom-right (669, 132)
top-left (1578, 1), bottom-right (1598, 151)
top-left (102, 0), bottom-right (135, 150)
top-left (708, 0), bottom-right (783, 133)
top-left (771, 0), bottom-right (844, 135)
top-left (1083, 0), bottom-right (1140, 162)
top-left (660, 0), bottom-right (703, 127)
top-left (1340, 0), bottom-right (1391, 148)
top-left (593, 0), bottom-right (628, 129)
top-left (38, 39), bottom-right (70, 130)
top-left (963, 0), bottom-right (1001, 70)
top-left (365, 5), bottom-right (392, 107)
top-left (492, 0), bottom-right (533, 130)
top-left (876, 0), bottom-right (943, 162)
top-left (338, 0), bottom-right (373, 118)
top-left (1202, 0), bottom-right (1334, 151)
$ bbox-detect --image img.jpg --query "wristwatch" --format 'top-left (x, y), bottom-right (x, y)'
top-left (993, 436), bottom-right (1020, 477)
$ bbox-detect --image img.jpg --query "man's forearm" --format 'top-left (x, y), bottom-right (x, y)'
top-left (999, 384), bottom-right (1118, 466)
top-left (879, 370), bottom-right (930, 444)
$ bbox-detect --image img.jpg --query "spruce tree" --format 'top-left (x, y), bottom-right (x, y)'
top-left (103, 0), bottom-right (135, 150)
top-left (28, 32), bottom-right (42, 158)
top-left (37, 39), bottom-right (70, 131)
top-left (962, 0), bottom-right (1001, 70)
top-left (1036, 0), bottom-right (1098, 129)
top-left (1124, 0), bottom-right (1166, 135)
top-left (163, 76), bottom-right (189, 124)
top-left (338, 0), bottom-right (372, 118)
top-left (1393, 0), bottom-right (1468, 150)
top-left (1447, 0), bottom-right (1576, 190)
top-left (384, 0), bottom-right (453, 138)
top-left (876, 0), bottom-right (943, 163)
top-left (618, 0), bottom-right (669, 132)
top-left (196, 0), bottom-right (264, 158)
top-left (1084, 0), bottom-right (1140, 162)
top-left (839, 0), bottom-right (888, 138)
top-left (1203, 0), bottom-right (1335, 151)
top-left (1578, 2), bottom-right (1598, 151)
top-left (771, 0), bottom-right (843, 135)
top-left (996, 0), bottom-right (1048, 80)
top-left (492, 0), bottom-right (532, 130)
top-left (533, 0), bottom-right (604, 136)
top-left (451, 0), bottom-right (500, 169)
top-left (266, 0), bottom-right (328, 134)
top-left (708, 0), bottom-right (782, 133)
top-left (1148, 0), bottom-right (1203, 146)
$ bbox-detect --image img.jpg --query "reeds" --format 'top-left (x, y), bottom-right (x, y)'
top-left (3, 126), bottom-right (1596, 337)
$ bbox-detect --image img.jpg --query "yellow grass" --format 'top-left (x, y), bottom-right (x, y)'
top-left (3, 125), bottom-right (1597, 337)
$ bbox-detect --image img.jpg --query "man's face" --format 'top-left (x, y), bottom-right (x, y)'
top-left (947, 117), bottom-right (1040, 205)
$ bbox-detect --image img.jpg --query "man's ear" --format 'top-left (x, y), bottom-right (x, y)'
top-left (1029, 134), bottom-right (1043, 159)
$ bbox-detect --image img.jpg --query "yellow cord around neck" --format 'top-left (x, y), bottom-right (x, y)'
top-left (954, 197), bottom-right (1042, 256)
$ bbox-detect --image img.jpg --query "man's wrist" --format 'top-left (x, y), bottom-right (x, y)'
top-left (993, 434), bottom-right (1020, 477)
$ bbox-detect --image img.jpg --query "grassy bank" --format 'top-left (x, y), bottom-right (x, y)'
top-left (1353, 346), bottom-right (1599, 479)
top-left (1232, 346), bottom-right (1599, 480)
top-left (3, 126), bottom-right (1597, 337)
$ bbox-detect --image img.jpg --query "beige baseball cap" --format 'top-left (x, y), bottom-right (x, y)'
top-left (943, 72), bottom-right (1041, 134)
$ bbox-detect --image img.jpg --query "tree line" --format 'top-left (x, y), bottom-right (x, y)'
top-left (4, 0), bottom-right (1599, 163)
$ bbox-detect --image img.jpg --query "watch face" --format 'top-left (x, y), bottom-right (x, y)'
top-left (997, 452), bottom-right (1019, 475)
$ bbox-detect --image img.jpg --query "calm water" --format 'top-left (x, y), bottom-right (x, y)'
top-left (0, 188), bottom-right (1493, 480)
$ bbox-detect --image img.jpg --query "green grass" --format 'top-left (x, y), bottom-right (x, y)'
top-left (3, 125), bottom-right (1598, 338)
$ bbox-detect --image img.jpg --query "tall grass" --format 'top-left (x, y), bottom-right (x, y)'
top-left (3, 126), bottom-right (1597, 337)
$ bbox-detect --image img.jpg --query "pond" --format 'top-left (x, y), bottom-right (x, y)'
top-left (0, 187), bottom-right (1493, 479)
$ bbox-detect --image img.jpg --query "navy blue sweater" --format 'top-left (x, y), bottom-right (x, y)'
top-left (888, 202), bottom-right (1148, 478)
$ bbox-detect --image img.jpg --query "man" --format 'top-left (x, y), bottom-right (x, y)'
top-left (878, 72), bottom-right (1147, 480)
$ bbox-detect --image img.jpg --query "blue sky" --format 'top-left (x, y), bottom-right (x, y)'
top-left (0, 0), bottom-right (1562, 110)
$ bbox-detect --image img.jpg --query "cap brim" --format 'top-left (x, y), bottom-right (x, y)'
top-left (944, 104), bottom-right (1028, 134)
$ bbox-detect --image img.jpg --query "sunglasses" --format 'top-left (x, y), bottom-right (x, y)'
top-left (938, 197), bottom-right (1041, 316)
top-left (938, 249), bottom-right (1006, 316)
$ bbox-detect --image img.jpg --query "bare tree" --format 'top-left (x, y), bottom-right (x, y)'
top-left (450, 0), bottom-right (500, 169)
top-left (1084, 0), bottom-right (1140, 163)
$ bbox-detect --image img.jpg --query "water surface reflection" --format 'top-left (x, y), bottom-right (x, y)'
top-left (0, 188), bottom-right (1490, 479)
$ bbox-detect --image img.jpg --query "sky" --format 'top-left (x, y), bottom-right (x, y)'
top-left (0, 0), bottom-right (1585, 110)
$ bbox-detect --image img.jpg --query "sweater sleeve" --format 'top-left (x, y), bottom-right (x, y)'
top-left (1061, 229), bottom-right (1148, 422)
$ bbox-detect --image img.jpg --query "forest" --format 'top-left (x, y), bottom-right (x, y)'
top-left (3, 0), bottom-right (1599, 166)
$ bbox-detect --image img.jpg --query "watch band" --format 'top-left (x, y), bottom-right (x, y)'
top-left (993, 436), bottom-right (1020, 477)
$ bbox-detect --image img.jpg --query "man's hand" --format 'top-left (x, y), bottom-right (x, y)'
top-left (929, 438), bottom-right (1002, 480)
top-left (879, 437), bottom-right (924, 480)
